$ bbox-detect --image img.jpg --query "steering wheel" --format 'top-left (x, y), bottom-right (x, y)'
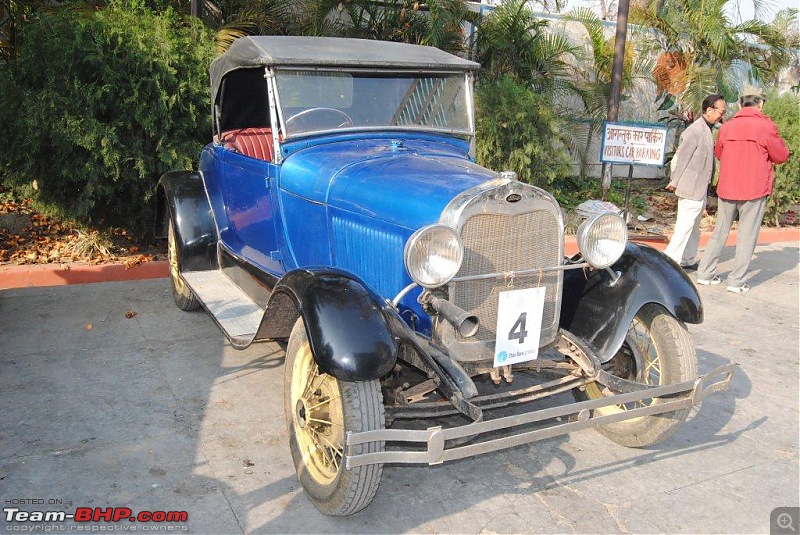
top-left (284, 107), bottom-right (355, 132)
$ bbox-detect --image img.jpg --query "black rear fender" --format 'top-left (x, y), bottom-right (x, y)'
top-left (256, 269), bottom-right (398, 382)
top-left (155, 171), bottom-right (217, 272)
top-left (560, 242), bottom-right (702, 363)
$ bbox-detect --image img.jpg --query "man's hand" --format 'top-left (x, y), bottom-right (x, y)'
top-left (665, 184), bottom-right (676, 192)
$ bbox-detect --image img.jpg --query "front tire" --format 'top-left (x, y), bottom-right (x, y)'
top-left (167, 219), bottom-right (199, 311)
top-left (576, 303), bottom-right (698, 447)
top-left (284, 318), bottom-right (384, 516)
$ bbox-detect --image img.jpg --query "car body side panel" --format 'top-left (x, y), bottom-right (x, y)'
top-left (201, 144), bottom-right (288, 276)
top-left (218, 150), bottom-right (283, 275)
top-left (328, 207), bottom-right (409, 302)
top-left (560, 242), bottom-right (703, 362)
top-left (278, 190), bottom-right (331, 269)
top-left (257, 269), bottom-right (398, 381)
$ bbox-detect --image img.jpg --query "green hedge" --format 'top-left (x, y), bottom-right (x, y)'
top-left (475, 76), bottom-right (573, 189)
top-left (763, 92), bottom-right (800, 226)
top-left (0, 1), bottom-right (215, 236)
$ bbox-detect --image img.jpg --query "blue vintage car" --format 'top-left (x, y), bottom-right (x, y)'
top-left (156, 36), bottom-right (735, 516)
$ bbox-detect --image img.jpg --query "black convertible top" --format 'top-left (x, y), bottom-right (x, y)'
top-left (210, 36), bottom-right (479, 104)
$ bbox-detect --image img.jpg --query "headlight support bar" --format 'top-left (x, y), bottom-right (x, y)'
top-left (392, 262), bottom-right (591, 307)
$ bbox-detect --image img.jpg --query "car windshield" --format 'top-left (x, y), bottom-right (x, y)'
top-left (274, 69), bottom-right (472, 138)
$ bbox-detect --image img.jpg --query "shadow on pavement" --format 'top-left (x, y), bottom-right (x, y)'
top-left (0, 242), bottom-right (795, 534)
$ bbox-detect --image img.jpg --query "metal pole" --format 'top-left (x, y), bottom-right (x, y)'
top-left (601, 0), bottom-right (630, 194)
top-left (623, 164), bottom-right (633, 224)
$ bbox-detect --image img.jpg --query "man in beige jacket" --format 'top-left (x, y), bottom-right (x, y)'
top-left (664, 94), bottom-right (727, 270)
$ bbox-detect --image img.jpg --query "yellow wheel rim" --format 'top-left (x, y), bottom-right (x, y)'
top-left (168, 223), bottom-right (187, 295)
top-left (585, 316), bottom-right (663, 416)
top-left (290, 341), bottom-right (344, 484)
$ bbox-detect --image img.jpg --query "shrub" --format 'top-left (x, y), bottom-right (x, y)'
top-left (0, 1), bottom-right (215, 236)
top-left (475, 75), bottom-right (573, 189)
top-left (763, 92), bottom-right (800, 226)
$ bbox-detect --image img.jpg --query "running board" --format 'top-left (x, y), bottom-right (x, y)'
top-left (182, 270), bottom-right (263, 349)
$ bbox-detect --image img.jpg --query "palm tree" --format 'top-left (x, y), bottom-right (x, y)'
top-left (470, 0), bottom-right (580, 186)
top-left (472, 0), bottom-right (575, 96)
top-left (559, 8), bottom-right (655, 177)
top-left (764, 8), bottom-right (799, 91)
top-left (631, 0), bottom-right (792, 113)
top-left (321, 0), bottom-right (476, 54)
top-left (194, 0), bottom-right (476, 55)
top-left (564, 8), bottom-right (657, 119)
top-left (188, 0), bottom-right (302, 53)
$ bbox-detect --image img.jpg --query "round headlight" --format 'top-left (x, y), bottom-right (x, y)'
top-left (404, 225), bottom-right (463, 288)
top-left (577, 212), bottom-right (628, 268)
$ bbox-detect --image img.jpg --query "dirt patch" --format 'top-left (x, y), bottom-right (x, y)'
top-left (0, 187), bottom-right (165, 268)
top-left (629, 181), bottom-right (720, 237)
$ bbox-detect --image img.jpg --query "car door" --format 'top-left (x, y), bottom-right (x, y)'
top-left (218, 149), bottom-right (283, 275)
top-left (208, 67), bottom-right (284, 275)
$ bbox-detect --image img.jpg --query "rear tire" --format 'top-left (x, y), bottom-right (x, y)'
top-left (167, 219), bottom-right (199, 311)
top-left (576, 303), bottom-right (698, 447)
top-left (284, 318), bottom-right (384, 515)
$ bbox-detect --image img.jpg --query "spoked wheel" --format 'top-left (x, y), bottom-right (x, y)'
top-left (576, 303), bottom-right (698, 447)
top-left (167, 219), bottom-right (199, 311)
top-left (284, 318), bottom-right (384, 516)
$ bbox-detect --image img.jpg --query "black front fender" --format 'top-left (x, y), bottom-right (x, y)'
top-left (560, 242), bottom-right (702, 363)
top-left (256, 269), bottom-right (398, 382)
top-left (155, 171), bottom-right (217, 272)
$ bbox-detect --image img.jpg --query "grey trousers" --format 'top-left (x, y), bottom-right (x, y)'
top-left (698, 196), bottom-right (767, 288)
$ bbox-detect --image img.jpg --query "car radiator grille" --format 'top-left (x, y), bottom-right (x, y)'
top-left (449, 210), bottom-right (561, 347)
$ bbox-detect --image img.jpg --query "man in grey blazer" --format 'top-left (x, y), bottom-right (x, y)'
top-left (664, 94), bottom-right (727, 270)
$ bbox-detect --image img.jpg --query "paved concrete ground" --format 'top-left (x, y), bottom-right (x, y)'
top-left (1, 241), bottom-right (798, 533)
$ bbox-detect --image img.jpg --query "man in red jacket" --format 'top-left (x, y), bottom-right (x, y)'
top-left (697, 85), bottom-right (790, 293)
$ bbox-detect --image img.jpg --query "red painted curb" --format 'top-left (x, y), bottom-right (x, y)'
top-left (1, 260), bottom-right (169, 290)
top-left (2, 227), bottom-right (797, 290)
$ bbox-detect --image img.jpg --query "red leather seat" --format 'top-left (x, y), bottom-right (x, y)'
top-left (220, 128), bottom-right (274, 162)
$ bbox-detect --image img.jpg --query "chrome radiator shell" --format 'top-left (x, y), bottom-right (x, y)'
top-left (435, 179), bottom-right (564, 362)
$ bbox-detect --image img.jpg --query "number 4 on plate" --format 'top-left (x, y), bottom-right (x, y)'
top-left (508, 312), bottom-right (528, 344)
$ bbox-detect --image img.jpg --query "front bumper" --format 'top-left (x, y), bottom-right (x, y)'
top-left (345, 363), bottom-right (736, 468)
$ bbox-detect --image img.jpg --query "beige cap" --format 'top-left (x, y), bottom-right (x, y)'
top-left (739, 84), bottom-right (764, 98)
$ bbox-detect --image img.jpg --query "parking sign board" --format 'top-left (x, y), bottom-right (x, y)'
top-left (600, 122), bottom-right (668, 166)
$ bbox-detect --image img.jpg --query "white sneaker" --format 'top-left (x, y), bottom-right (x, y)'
top-left (726, 284), bottom-right (750, 293)
top-left (697, 275), bottom-right (722, 286)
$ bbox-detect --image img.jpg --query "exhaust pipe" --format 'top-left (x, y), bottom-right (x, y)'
top-left (426, 294), bottom-right (479, 338)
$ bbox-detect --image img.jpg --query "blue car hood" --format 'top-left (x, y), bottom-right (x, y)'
top-left (279, 137), bottom-right (495, 229)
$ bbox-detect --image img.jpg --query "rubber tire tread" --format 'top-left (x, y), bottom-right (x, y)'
top-left (284, 318), bottom-right (384, 516)
top-left (168, 219), bottom-right (200, 312)
top-left (581, 303), bottom-right (698, 448)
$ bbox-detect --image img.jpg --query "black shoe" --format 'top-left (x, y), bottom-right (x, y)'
top-left (681, 262), bottom-right (699, 272)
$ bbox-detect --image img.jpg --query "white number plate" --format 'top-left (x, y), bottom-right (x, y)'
top-left (494, 287), bottom-right (546, 367)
